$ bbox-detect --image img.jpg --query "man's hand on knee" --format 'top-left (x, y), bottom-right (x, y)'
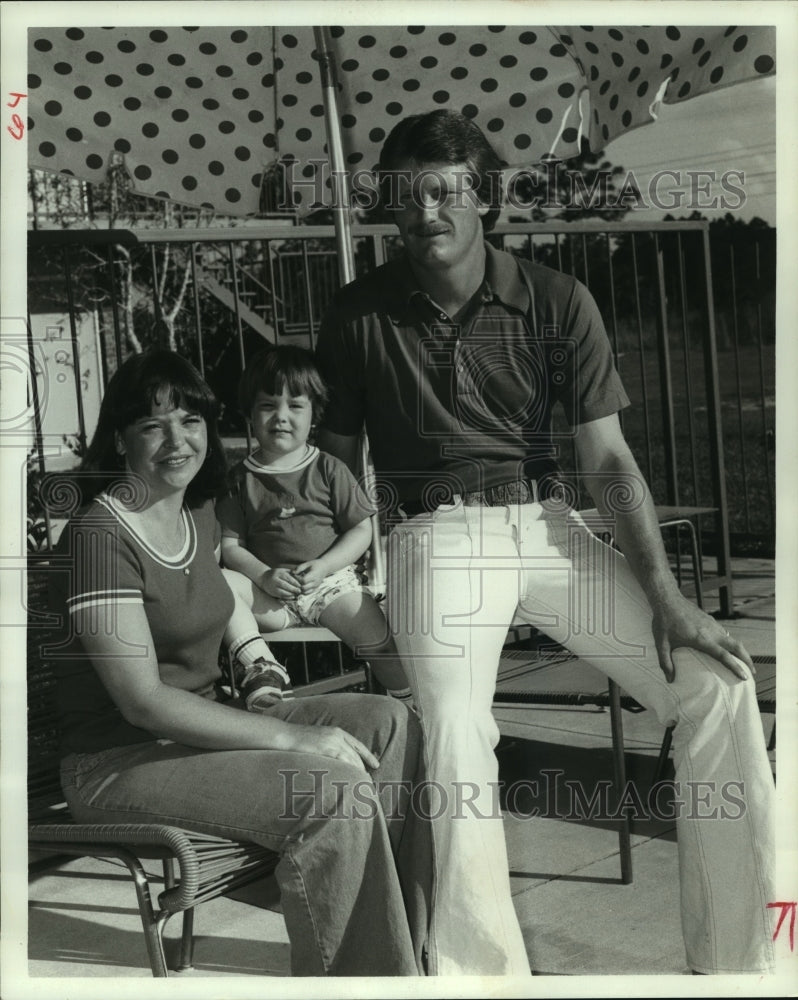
top-left (651, 593), bottom-right (754, 683)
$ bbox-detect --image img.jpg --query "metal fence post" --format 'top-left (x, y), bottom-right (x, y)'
top-left (701, 226), bottom-right (734, 616)
top-left (654, 234), bottom-right (678, 506)
top-left (62, 245), bottom-right (88, 455)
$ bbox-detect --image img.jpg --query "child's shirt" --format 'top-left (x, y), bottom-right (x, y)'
top-left (217, 445), bottom-right (375, 569)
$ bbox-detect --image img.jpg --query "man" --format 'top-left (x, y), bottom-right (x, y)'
top-left (316, 110), bottom-right (774, 977)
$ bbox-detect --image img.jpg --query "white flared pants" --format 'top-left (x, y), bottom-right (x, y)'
top-left (388, 502), bottom-right (775, 976)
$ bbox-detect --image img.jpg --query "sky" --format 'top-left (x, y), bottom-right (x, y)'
top-left (604, 73), bottom-right (776, 224)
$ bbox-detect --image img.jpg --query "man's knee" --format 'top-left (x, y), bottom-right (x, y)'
top-left (415, 695), bottom-right (499, 747)
top-left (671, 647), bottom-right (756, 719)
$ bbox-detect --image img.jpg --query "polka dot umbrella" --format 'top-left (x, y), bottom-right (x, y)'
top-left (28, 23), bottom-right (775, 210)
top-left (28, 23), bottom-right (775, 247)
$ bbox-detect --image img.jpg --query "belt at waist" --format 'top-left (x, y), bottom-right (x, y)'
top-left (396, 477), bottom-right (564, 519)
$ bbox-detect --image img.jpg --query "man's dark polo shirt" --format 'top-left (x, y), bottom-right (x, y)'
top-left (316, 242), bottom-right (630, 504)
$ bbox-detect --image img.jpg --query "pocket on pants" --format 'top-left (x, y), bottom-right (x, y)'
top-left (60, 742), bottom-right (158, 808)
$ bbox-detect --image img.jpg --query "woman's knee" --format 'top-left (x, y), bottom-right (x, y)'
top-left (347, 695), bottom-right (424, 783)
top-left (272, 692), bottom-right (418, 764)
top-left (363, 693), bottom-right (421, 762)
top-left (282, 758), bottom-right (378, 827)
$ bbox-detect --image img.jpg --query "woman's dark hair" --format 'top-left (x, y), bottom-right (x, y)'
top-left (377, 109), bottom-right (505, 232)
top-left (81, 349), bottom-right (228, 504)
top-left (238, 345), bottom-right (329, 422)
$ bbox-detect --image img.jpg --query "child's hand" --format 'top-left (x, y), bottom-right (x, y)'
top-left (260, 567), bottom-right (302, 600)
top-left (293, 560), bottom-right (328, 592)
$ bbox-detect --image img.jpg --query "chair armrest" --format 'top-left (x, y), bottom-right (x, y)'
top-left (28, 822), bottom-right (277, 913)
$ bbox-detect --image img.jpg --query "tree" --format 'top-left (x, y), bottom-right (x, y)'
top-left (29, 164), bottom-right (205, 358)
top-left (503, 148), bottom-right (641, 225)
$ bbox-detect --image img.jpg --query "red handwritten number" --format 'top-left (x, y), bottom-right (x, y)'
top-left (768, 901), bottom-right (797, 951)
top-left (8, 112), bottom-right (24, 140)
top-left (7, 92), bottom-right (26, 140)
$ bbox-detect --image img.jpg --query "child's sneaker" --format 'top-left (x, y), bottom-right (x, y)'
top-left (237, 658), bottom-right (294, 712)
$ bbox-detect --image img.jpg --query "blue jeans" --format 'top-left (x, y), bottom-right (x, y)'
top-left (60, 693), bottom-right (432, 976)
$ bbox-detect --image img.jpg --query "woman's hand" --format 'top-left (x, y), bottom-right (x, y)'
top-left (73, 581), bottom-right (375, 758)
top-left (284, 723), bottom-right (380, 771)
top-left (260, 567), bottom-right (302, 600)
top-left (651, 593), bottom-right (755, 683)
top-left (293, 560), bottom-right (329, 593)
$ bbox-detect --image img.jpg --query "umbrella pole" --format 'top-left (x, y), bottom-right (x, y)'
top-left (313, 27), bottom-right (386, 593)
top-left (313, 26), bottom-right (385, 596)
top-left (312, 25), bottom-right (356, 287)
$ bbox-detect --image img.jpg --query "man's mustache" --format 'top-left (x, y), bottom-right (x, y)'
top-left (410, 224), bottom-right (450, 237)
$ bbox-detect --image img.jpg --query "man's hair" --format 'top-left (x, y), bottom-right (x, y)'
top-left (377, 109), bottom-right (505, 232)
top-left (81, 349), bottom-right (228, 503)
top-left (238, 345), bottom-right (329, 422)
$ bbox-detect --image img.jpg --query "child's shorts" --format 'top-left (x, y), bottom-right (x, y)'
top-left (283, 564), bottom-right (366, 627)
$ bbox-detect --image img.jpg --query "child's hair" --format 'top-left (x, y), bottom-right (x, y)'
top-left (238, 345), bottom-right (329, 422)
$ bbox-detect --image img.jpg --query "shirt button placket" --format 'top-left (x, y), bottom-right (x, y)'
top-left (454, 343), bottom-right (469, 392)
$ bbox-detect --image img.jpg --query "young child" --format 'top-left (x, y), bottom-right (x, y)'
top-left (217, 345), bottom-right (411, 710)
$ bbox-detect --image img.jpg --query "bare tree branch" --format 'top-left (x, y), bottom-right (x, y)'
top-left (116, 244), bottom-right (142, 354)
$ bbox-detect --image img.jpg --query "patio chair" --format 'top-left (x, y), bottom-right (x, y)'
top-left (493, 634), bottom-right (638, 883)
top-left (26, 434), bottom-right (383, 977)
top-left (27, 569), bottom-right (280, 978)
top-left (495, 501), bottom-right (780, 886)
top-left (579, 504), bottom-right (717, 610)
top-left (490, 505), bottom-right (718, 884)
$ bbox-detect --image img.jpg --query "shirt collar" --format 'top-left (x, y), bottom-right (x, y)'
top-left (483, 241), bottom-right (530, 313)
top-left (388, 241), bottom-right (530, 322)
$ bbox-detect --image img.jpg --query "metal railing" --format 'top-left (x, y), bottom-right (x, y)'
top-left (25, 219), bottom-right (776, 611)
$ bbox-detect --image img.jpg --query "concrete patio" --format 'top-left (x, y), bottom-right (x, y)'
top-left (13, 557), bottom-right (792, 996)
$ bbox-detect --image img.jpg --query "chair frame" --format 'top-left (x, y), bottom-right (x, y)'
top-left (28, 817), bottom-right (278, 976)
top-left (490, 505), bottom-right (717, 883)
top-left (27, 563), bottom-right (280, 978)
top-left (493, 633), bottom-right (636, 883)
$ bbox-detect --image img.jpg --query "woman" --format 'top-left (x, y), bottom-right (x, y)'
top-left (50, 349), bottom-right (431, 976)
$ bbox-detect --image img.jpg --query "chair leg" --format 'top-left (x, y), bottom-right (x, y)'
top-left (683, 519), bottom-right (704, 610)
top-left (659, 517), bottom-right (704, 609)
top-left (653, 725), bottom-right (675, 785)
top-left (608, 679), bottom-right (633, 884)
top-left (767, 717), bottom-right (776, 752)
top-left (177, 907), bottom-right (196, 971)
top-left (162, 858), bottom-right (196, 972)
top-left (116, 851), bottom-right (169, 976)
top-left (364, 661), bottom-right (388, 695)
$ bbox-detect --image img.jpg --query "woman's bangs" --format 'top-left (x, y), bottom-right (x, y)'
top-left (119, 369), bottom-right (217, 428)
top-left (147, 380), bottom-right (216, 420)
